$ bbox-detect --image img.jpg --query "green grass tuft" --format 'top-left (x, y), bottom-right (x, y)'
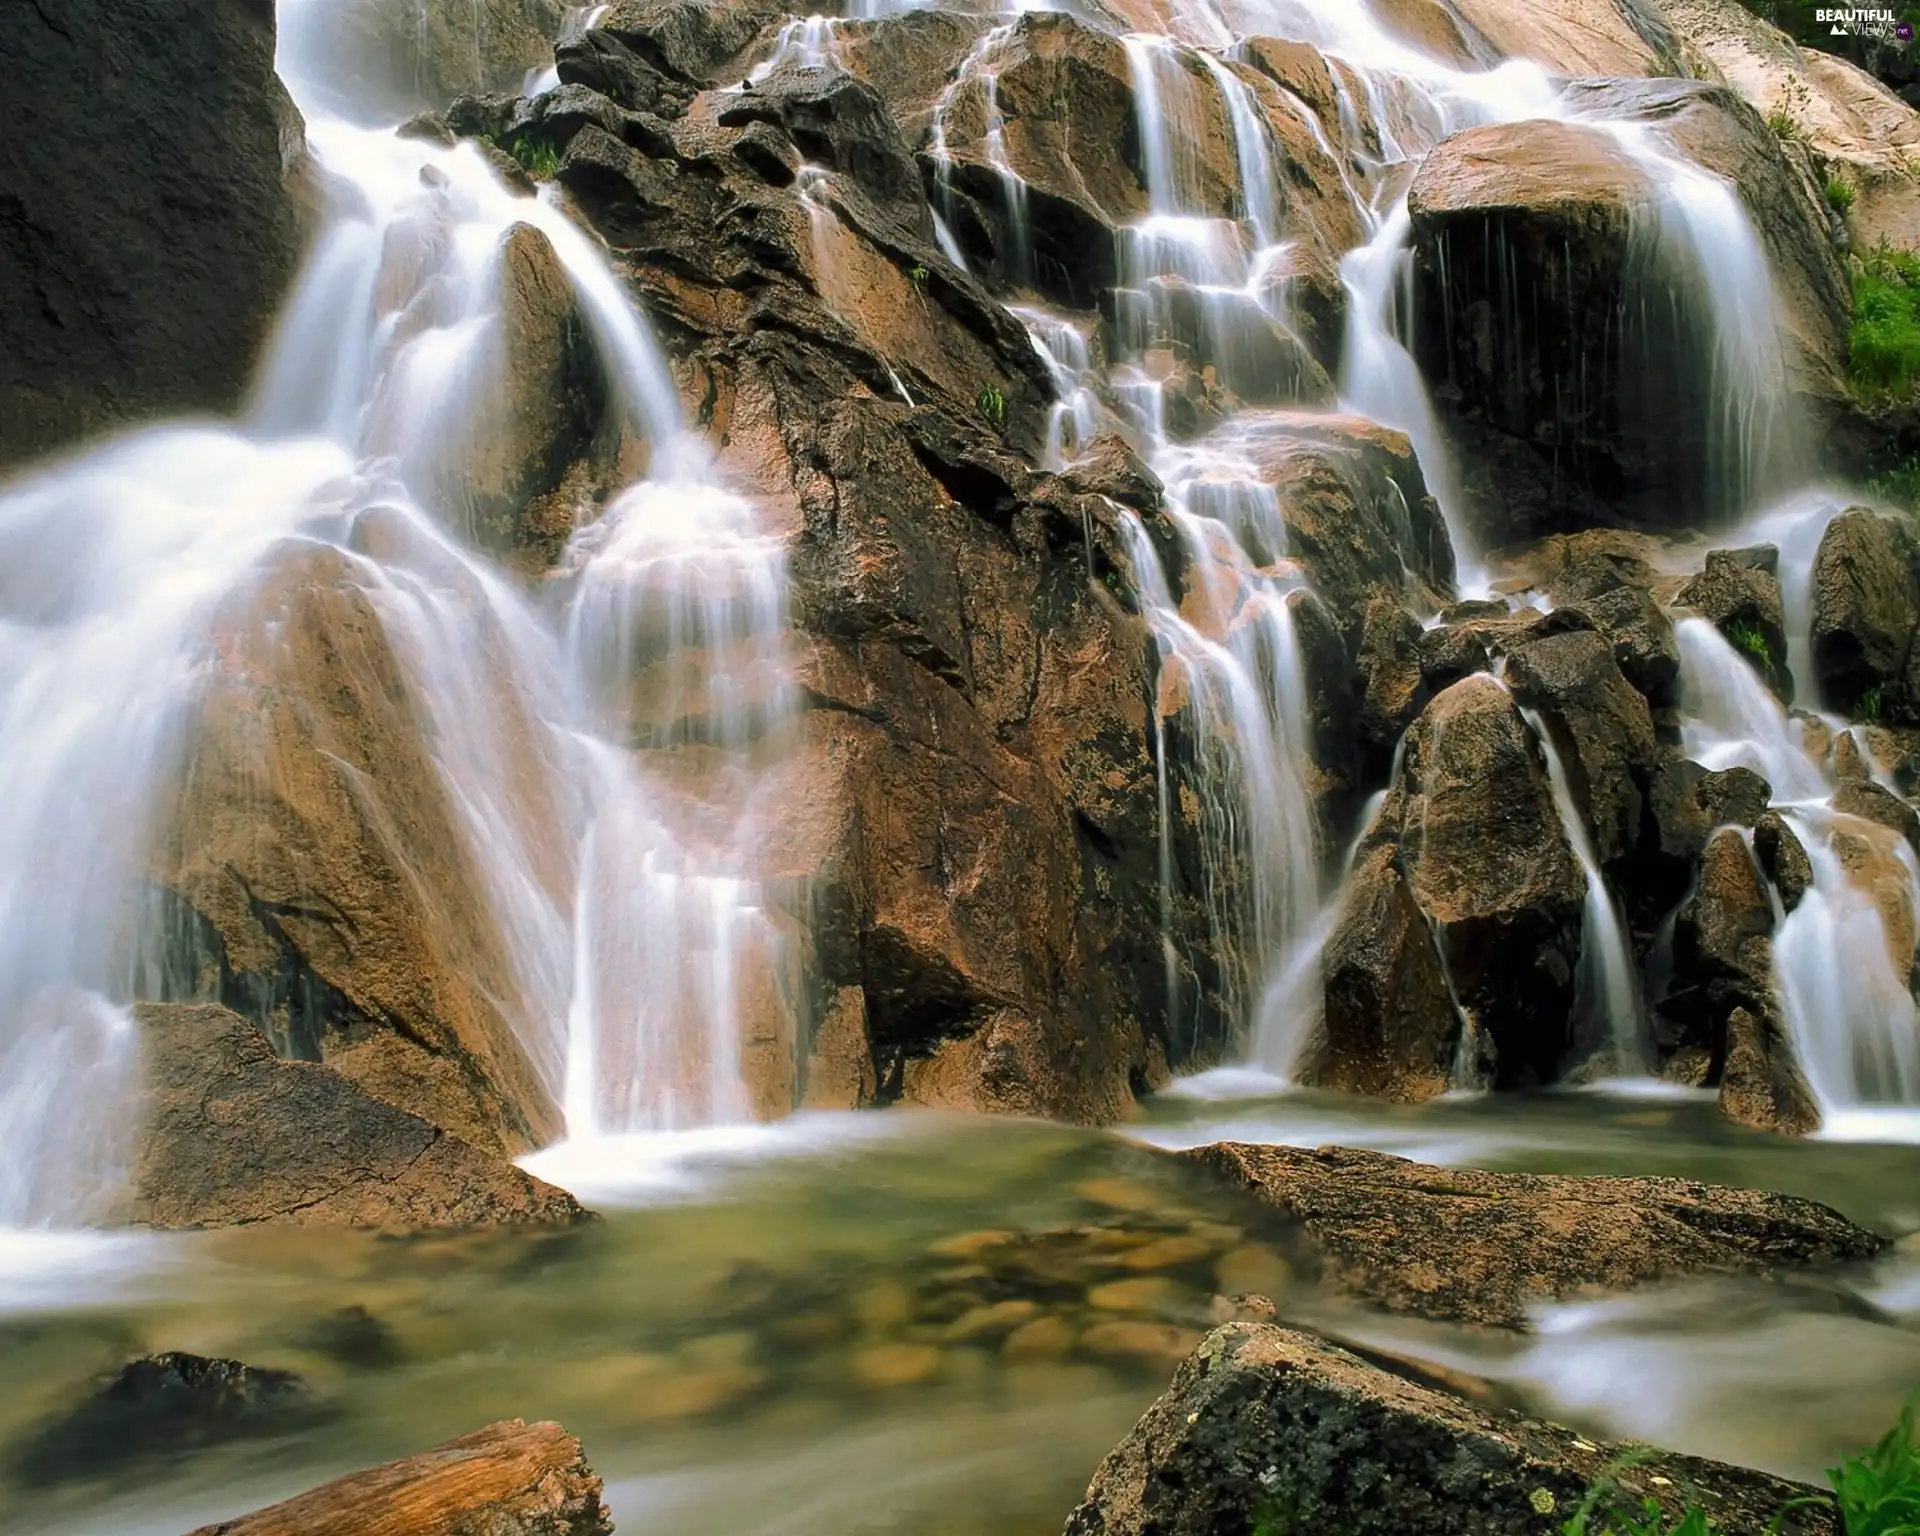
top-left (1852, 243), bottom-right (1920, 401)
top-left (501, 132), bottom-right (563, 180)
top-left (1724, 617), bottom-right (1774, 665)
top-left (1828, 175), bottom-right (1858, 214)
top-left (977, 385), bottom-right (1008, 430)
top-left (1860, 682), bottom-right (1886, 723)
top-left (1869, 459), bottom-right (1920, 511)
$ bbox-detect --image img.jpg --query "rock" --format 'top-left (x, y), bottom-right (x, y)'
top-left (1833, 779), bottom-right (1920, 856)
top-left (128, 1003), bottom-right (587, 1229)
top-left (455, 223), bottom-right (613, 568)
top-left (11, 1353), bottom-right (323, 1488)
top-left (1664, 0), bottom-right (1920, 254)
top-left (1755, 809), bottom-right (1815, 910)
top-left (1504, 626), bottom-right (1659, 868)
top-left (1448, 0), bottom-right (1674, 75)
top-left (1180, 1142), bottom-right (1885, 1330)
top-left (1309, 675), bottom-right (1585, 1091)
top-left (1410, 82), bottom-right (1847, 540)
top-left (1352, 597), bottom-right (1429, 773)
top-left (1678, 547), bottom-right (1793, 700)
top-left (284, 0), bottom-right (569, 115)
top-left (0, 0), bottom-right (310, 469)
top-left (1661, 826), bottom-right (1793, 1082)
top-left (1720, 1004), bottom-right (1822, 1136)
top-left (1811, 508), bottom-right (1920, 723)
top-left (184, 1419), bottom-right (612, 1536)
top-left (153, 541), bottom-right (564, 1155)
top-left (1062, 1323), bottom-right (1837, 1536)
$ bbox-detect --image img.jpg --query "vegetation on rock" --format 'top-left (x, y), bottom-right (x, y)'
top-left (1853, 244), bottom-right (1920, 400)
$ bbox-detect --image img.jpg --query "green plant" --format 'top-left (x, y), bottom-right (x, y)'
top-left (1724, 617), bottom-right (1773, 664)
top-left (1826, 1394), bottom-right (1920, 1534)
top-left (1562, 1496), bottom-right (1722, 1536)
top-left (1860, 682), bottom-right (1886, 723)
top-left (977, 386), bottom-right (1007, 430)
top-left (909, 263), bottom-right (930, 291)
top-left (1853, 241), bottom-right (1920, 399)
top-left (1870, 458), bottom-right (1920, 511)
top-left (1828, 175), bottom-right (1858, 214)
top-left (501, 131), bottom-right (562, 180)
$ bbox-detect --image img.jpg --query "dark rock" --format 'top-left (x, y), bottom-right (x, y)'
top-left (1755, 810), bottom-right (1815, 910)
top-left (1180, 1142), bottom-right (1885, 1330)
top-left (1678, 547), bottom-right (1793, 700)
top-left (0, 0), bottom-right (310, 470)
top-left (185, 1419), bottom-right (613, 1536)
top-left (1352, 596), bottom-right (1429, 773)
top-left (1812, 509), bottom-right (1920, 723)
top-left (1064, 1323), bottom-right (1838, 1536)
top-left (11, 1353), bottom-right (324, 1488)
top-left (128, 1003), bottom-right (588, 1228)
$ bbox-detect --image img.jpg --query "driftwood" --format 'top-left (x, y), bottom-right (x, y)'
top-left (187, 1419), bottom-right (614, 1535)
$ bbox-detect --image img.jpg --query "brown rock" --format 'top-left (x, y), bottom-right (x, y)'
top-left (1720, 1004), bottom-right (1822, 1136)
top-left (1812, 509), bottom-right (1920, 723)
top-left (1062, 1324), bottom-right (1837, 1536)
top-left (288, 0), bottom-right (568, 115)
top-left (1755, 809), bottom-right (1815, 910)
top-left (1448, 0), bottom-right (1671, 74)
top-left (1833, 779), bottom-right (1920, 855)
top-left (186, 1419), bottom-right (612, 1535)
top-left (1678, 546), bottom-right (1793, 700)
top-left (1181, 1141), bottom-right (1883, 1330)
top-left (128, 1003), bottom-right (586, 1229)
top-left (154, 541), bottom-right (563, 1155)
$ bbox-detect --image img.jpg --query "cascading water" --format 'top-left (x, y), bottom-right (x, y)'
top-left (0, 0), bottom-right (800, 1225)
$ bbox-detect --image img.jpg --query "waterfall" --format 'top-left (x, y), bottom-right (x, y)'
top-left (0, 0), bottom-right (799, 1225)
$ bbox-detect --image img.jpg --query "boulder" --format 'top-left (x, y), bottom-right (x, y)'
top-left (1064, 1323), bottom-right (1838, 1536)
top-left (1720, 1003), bottom-right (1822, 1136)
top-left (1677, 546), bottom-right (1792, 700)
top-left (1447, 0), bottom-right (1675, 74)
top-left (1755, 808), bottom-right (1815, 910)
top-left (1811, 508), bottom-right (1920, 723)
top-left (1504, 626), bottom-right (1659, 869)
top-left (1409, 81), bottom-right (1848, 539)
top-left (1181, 1142), bottom-right (1884, 1330)
top-left (283, 0), bottom-right (569, 117)
top-left (128, 1003), bottom-right (587, 1228)
top-left (10, 1353), bottom-right (323, 1489)
top-left (1311, 675), bottom-right (1585, 1091)
top-left (0, 0), bottom-right (310, 470)
top-left (153, 541), bottom-right (565, 1155)
top-left (186, 1419), bottom-right (612, 1536)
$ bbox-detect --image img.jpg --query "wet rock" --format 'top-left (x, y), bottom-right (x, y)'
top-left (1180, 1142), bottom-right (1884, 1330)
top-left (284, 0), bottom-right (568, 115)
top-left (1504, 627), bottom-right (1659, 868)
top-left (1678, 546), bottom-right (1793, 700)
top-left (1720, 1004), bottom-right (1822, 1136)
top-left (0, 0), bottom-right (310, 469)
top-left (1755, 809), bottom-right (1815, 910)
top-left (1306, 844), bottom-right (1458, 1101)
top-left (129, 1003), bottom-right (587, 1229)
top-left (1833, 779), bottom-right (1920, 855)
top-left (12, 1353), bottom-right (323, 1488)
top-left (1063, 1323), bottom-right (1838, 1536)
top-left (1833, 729), bottom-right (1872, 782)
top-left (1812, 508), bottom-right (1920, 724)
top-left (185, 1419), bottom-right (612, 1535)
top-left (154, 542), bottom-right (564, 1155)
top-left (1310, 675), bottom-right (1584, 1091)
top-left (1410, 82), bottom-right (1847, 540)
top-left (1353, 597), bottom-right (1429, 773)
top-left (1450, 0), bottom-right (1674, 74)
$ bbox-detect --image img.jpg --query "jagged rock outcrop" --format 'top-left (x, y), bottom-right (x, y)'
top-left (1305, 674), bottom-right (1585, 1094)
top-left (1678, 545), bottom-right (1793, 700)
top-left (187, 1420), bottom-right (613, 1536)
top-left (1811, 508), bottom-right (1920, 722)
top-left (0, 0), bottom-right (310, 470)
top-left (129, 1003), bottom-right (587, 1228)
top-left (1064, 1323), bottom-right (1839, 1536)
top-left (1182, 1142), bottom-right (1884, 1329)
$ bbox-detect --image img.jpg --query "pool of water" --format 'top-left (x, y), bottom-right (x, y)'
top-left (4, 1091), bottom-right (1920, 1534)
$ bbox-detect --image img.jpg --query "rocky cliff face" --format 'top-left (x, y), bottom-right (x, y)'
top-left (0, 0), bottom-right (312, 471)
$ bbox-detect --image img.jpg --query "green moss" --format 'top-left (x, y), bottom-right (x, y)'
top-left (1852, 243), bottom-right (1920, 401)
